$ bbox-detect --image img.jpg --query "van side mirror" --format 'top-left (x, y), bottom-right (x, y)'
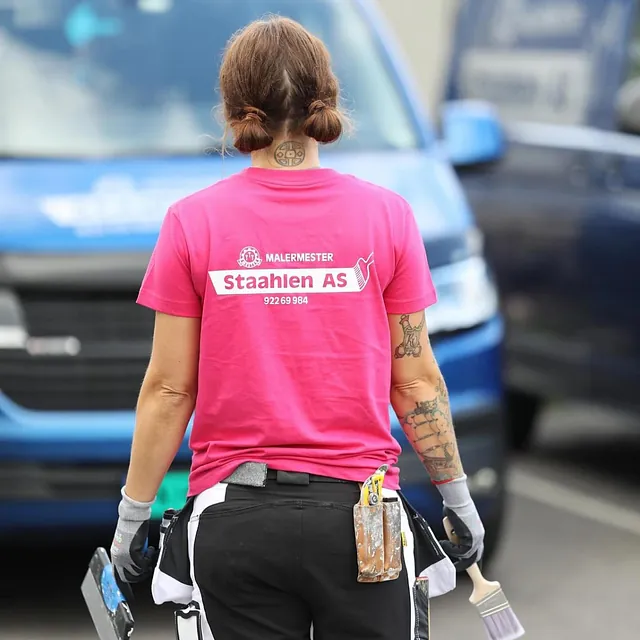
top-left (617, 78), bottom-right (640, 134)
top-left (440, 100), bottom-right (506, 168)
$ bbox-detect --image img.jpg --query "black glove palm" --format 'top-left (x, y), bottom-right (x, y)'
top-left (439, 507), bottom-right (484, 572)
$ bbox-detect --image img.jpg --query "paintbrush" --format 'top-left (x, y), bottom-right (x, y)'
top-left (443, 517), bottom-right (525, 640)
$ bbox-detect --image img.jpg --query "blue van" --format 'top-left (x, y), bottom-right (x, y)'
top-left (0, 0), bottom-right (506, 554)
top-left (446, 0), bottom-right (640, 449)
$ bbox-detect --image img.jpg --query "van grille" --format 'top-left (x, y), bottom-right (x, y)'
top-left (0, 290), bottom-right (478, 412)
top-left (20, 291), bottom-right (154, 343)
top-left (0, 291), bottom-right (152, 411)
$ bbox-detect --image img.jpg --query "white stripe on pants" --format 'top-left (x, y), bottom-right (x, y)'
top-left (187, 483), bottom-right (229, 640)
top-left (383, 488), bottom-right (418, 638)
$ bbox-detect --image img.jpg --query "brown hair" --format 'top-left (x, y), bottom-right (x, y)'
top-left (219, 16), bottom-right (346, 154)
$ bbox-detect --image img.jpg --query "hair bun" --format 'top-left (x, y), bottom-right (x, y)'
top-left (220, 17), bottom-right (350, 154)
top-left (303, 100), bottom-right (342, 145)
top-left (232, 106), bottom-right (273, 153)
top-left (242, 107), bottom-right (267, 123)
top-left (308, 100), bottom-right (327, 115)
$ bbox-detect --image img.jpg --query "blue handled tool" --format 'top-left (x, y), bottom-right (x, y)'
top-left (81, 547), bottom-right (135, 640)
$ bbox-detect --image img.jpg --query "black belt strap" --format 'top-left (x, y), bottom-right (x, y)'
top-left (266, 469), bottom-right (351, 485)
top-left (222, 462), bottom-right (353, 487)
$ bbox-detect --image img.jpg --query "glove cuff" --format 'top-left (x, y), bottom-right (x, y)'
top-left (435, 475), bottom-right (472, 509)
top-left (118, 486), bottom-right (154, 521)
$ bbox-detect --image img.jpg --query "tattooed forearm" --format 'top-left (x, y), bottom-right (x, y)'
top-left (394, 314), bottom-right (425, 358)
top-left (390, 309), bottom-right (463, 482)
top-left (395, 375), bottom-right (464, 483)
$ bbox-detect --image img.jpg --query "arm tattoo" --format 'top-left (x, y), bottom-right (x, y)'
top-left (400, 376), bottom-right (463, 483)
top-left (394, 314), bottom-right (425, 358)
top-left (274, 141), bottom-right (305, 167)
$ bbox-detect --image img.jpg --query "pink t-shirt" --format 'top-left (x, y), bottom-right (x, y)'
top-left (138, 167), bottom-right (437, 496)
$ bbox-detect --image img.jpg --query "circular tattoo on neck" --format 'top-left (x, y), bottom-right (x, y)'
top-left (274, 140), bottom-right (306, 167)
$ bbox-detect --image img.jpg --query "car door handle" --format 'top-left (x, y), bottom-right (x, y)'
top-left (568, 163), bottom-right (588, 187)
top-left (604, 164), bottom-right (624, 192)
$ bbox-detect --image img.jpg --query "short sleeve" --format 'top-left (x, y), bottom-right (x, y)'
top-left (137, 207), bottom-right (202, 318)
top-left (383, 201), bottom-right (437, 314)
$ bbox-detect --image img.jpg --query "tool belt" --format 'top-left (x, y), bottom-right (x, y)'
top-left (152, 461), bottom-right (455, 623)
top-left (224, 462), bottom-right (403, 583)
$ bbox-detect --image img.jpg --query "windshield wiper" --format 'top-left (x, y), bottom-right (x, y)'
top-left (0, 149), bottom-right (221, 160)
top-left (0, 153), bottom-right (52, 160)
top-left (108, 148), bottom-right (223, 158)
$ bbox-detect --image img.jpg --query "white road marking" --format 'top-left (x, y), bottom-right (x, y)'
top-left (508, 467), bottom-right (640, 537)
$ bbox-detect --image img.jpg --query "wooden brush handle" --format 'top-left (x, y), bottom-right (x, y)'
top-left (442, 516), bottom-right (501, 604)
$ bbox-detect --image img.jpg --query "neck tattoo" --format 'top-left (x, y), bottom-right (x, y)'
top-left (274, 140), bottom-right (306, 167)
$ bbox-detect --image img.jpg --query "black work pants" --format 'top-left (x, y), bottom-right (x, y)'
top-left (188, 478), bottom-right (427, 640)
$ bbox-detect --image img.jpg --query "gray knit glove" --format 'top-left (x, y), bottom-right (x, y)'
top-left (110, 487), bottom-right (157, 583)
top-left (436, 475), bottom-right (485, 571)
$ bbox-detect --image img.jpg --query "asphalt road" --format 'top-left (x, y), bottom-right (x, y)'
top-left (3, 402), bottom-right (640, 639)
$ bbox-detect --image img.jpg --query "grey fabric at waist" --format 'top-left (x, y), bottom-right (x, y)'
top-left (222, 461), bottom-right (354, 487)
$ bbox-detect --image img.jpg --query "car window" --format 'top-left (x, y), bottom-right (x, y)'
top-left (616, 6), bottom-right (640, 133)
top-left (450, 0), bottom-right (601, 126)
top-left (0, 0), bottom-right (422, 158)
top-left (627, 12), bottom-right (640, 81)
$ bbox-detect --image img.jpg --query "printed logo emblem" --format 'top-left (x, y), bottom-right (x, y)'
top-left (237, 247), bottom-right (262, 269)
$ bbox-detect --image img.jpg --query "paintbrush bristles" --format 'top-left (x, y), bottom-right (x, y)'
top-left (474, 586), bottom-right (525, 639)
top-left (481, 607), bottom-right (525, 640)
top-left (473, 583), bottom-right (525, 639)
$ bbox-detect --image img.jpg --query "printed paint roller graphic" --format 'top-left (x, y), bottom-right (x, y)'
top-left (209, 253), bottom-right (376, 295)
top-left (354, 253), bottom-right (375, 291)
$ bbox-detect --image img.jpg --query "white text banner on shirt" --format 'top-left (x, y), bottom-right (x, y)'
top-left (209, 255), bottom-right (374, 295)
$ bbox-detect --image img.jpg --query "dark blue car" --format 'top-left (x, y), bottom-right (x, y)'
top-left (0, 0), bottom-right (507, 557)
top-left (445, 0), bottom-right (640, 449)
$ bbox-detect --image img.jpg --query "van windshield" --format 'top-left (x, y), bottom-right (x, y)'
top-left (0, 0), bottom-right (421, 158)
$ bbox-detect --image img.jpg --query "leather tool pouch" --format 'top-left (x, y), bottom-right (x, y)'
top-left (354, 497), bottom-right (403, 583)
top-left (382, 498), bottom-right (403, 580)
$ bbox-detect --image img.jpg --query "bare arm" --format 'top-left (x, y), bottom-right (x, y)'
top-left (388, 311), bottom-right (464, 484)
top-left (124, 312), bottom-right (200, 502)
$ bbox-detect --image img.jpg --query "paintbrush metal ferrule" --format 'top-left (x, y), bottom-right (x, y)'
top-left (479, 603), bottom-right (513, 618)
top-left (475, 587), bottom-right (511, 617)
top-left (475, 587), bottom-right (505, 606)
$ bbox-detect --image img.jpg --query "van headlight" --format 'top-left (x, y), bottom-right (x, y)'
top-left (0, 288), bottom-right (27, 350)
top-left (427, 255), bottom-right (499, 334)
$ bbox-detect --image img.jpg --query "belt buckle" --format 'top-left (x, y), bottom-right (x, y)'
top-left (276, 470), bottom-right (310, 485)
